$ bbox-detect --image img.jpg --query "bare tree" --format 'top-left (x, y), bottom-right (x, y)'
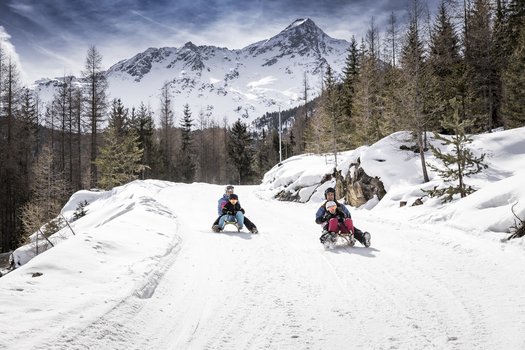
top-left (82, 46), bottom-right (108, 188)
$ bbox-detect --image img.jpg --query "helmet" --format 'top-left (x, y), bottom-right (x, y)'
top-left (324, 187), bottom-right (336, 199)
top-left (229, 193), bottom-right (238, 200)
top-left (225, 185), bottom-right (234, 194)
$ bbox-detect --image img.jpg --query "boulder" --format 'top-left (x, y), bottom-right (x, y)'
top-left (341, 158), bottom-right (386, 207)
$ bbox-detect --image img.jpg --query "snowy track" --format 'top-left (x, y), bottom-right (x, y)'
top-left (2, 182), bottom-right (525, 349)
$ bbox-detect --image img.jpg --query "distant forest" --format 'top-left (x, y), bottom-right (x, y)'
top-left (1, 0), bottom-right (524, 252)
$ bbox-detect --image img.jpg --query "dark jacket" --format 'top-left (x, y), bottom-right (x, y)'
top-left (222, 201), bottom-right (245, 216)
top-left (315, 201), bottom-right (350, 224)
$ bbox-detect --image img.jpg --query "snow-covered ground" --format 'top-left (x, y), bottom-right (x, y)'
top-left (1, 127), bottom-right (525, 349)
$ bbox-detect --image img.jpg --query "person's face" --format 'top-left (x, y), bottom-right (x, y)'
top-left (229, 198), bottom-right (238, 204)
top-left (327, 205), bottom-right (337, 213)
top-left (326, 192), bottom-right (335, 201)
top-left (226, 187), bottom-right (234, 195)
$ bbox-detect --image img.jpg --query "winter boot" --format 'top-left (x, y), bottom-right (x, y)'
top-left (319, 230), bottom-right (330, 244)
top-left (212, 225), bottom-right (221, 233)
top-left (363, 232), bottom-right (371, 247)
top-left (251, 227), bottom-right (259, 234)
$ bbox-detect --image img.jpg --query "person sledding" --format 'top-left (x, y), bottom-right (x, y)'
top-left (315, 187), bottom-right (371, 248)
top-left (212, 193), bottom-right (258, 233)
top-left (212, 185), bottom-right (258, 233)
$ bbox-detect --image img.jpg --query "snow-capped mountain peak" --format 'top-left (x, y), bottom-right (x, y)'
top-left (35, 18), bottom-right (350, 124)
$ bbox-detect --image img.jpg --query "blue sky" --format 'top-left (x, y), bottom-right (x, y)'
top-left (0, 0), bottom-right (439, 83)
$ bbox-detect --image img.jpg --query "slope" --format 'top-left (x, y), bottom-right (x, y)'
top-left (2, 181), bottom-right (524, 349)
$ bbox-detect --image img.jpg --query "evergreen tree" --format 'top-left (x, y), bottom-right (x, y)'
top-left (322, 65), bottom-right (342, 165)
top-left (95, 125), bottom-right (145, 189)
top-left (254, 128), bottom-right (274, 178)
top-left (131, 102), bottom-right (159, 179)
top-left (464, 0), bottom-right (500, 131)
top-left (227, 119), bottom-right (254, 184)
top-left (108, 98), bottom-right (129, 136)
top-left (177, 104), bottom-right (195, 183)
top-left (427, 98), bottom-right (487, 202)
top-left (340, 36), bottom-right (360, 148)
top-left (502, 24), bottom-right (525, 128)
top-left (428, 1), bottom-right (462, 131)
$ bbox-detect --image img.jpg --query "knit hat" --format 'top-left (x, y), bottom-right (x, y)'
top-left (229, 194), bottom-right (239, 200)
top-left (325, 201), bottom-right (337, 209)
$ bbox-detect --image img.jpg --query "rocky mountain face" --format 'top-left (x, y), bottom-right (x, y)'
top-left (35, 18), bottom-right (350, 125)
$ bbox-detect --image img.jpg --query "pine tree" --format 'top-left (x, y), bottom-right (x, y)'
top-left (502, 24), bottom-right (525, 128)
top-left (177, 104), bottom-right (195, 183)
top-left (108, 98), bottom-right (129, 136)
top-left (227, 119), bottom-right (254, 184)
top-left (322, 65), bottom-right (342, 165)
top-left (426, 98), bottom-right (487, 202)
top-left (340, 36), bottom-right (360, 148)
top-left (95, 125), bottom-right (145, 189)
top-left (131, 102), bottom-right (159, 179)
top-left (464, 0), bottom-right (500, 131)
top-left (428, 1), bottom-right (462, 131)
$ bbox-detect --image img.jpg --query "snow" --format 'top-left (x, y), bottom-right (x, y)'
top-left (1, 127), bottom-right (525, 349)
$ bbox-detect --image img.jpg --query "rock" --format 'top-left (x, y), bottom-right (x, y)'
top-left (341, 158), bottom-right (386, 207)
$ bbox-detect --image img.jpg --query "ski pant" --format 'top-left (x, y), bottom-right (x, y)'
top-left (219, 212), bottom-right (244, 229)
top-left (326, 218), bottom-right (354, 234)
top-left (213, 214), bottom-right (256, 231)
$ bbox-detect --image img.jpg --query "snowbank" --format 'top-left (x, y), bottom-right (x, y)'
top-left (257, 127), bottom-right (525, 240)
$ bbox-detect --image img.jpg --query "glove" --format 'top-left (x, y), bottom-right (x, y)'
top-left (227, 211), bottom-right (234, 215)
top-left (240, 208), bottom-right (245, 214)
top-left (337, 216), bottom-right (344, 223)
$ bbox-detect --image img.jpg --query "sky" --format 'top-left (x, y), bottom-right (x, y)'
top-left (0, 0), bottom-right (439, 84)
top-left (1, 126), bottom-right (524, 348)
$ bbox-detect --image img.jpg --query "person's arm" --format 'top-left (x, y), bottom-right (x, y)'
top-left (315, 206), bottom-right (327, 224)
top-left (222, 203), bottom-right (233, 215)
top-left (218, 197), bottom-right (225, 215)
top-left (339, 203), bottom-right (351, 218)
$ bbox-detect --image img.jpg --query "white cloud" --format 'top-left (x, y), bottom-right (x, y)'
top-left (0, 26), bottom-right (28, 83)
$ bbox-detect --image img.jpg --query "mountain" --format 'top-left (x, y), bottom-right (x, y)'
top-left (34, 18), bottom-right (349, 124)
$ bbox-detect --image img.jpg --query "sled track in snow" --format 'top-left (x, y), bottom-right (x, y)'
top-left (37, 229), bottom-right (183, 350)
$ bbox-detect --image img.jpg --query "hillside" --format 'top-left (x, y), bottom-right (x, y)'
top-left (1, 127), bottom-right (524, 349)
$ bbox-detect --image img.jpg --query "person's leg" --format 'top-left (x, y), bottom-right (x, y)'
top-left (218, 215), bottom-right (229, 230)
top-left (354, 227), bottom-right (371, 247)
top-left (327, 218), bottom-right (339, 232)
top-left (342, 218), bottom-right (354, 234)
top-left (244, 216), bottom-right (255, 230)
top-left (212, 216), bottom-right (220, 226)
top-left (235, 211), bottom-right (245, 229)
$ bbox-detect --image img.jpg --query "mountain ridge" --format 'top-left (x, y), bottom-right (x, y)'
top-left (34, 18), bottom-right (350, 124)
